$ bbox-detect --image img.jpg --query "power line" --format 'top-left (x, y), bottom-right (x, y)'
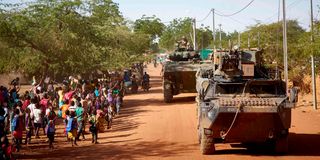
top-left (263, 0), bottom-right (303, 24)
top-left (162, 10), bottom-right (213, 25)
top-left (163, 0), bottom-right (306, 30)
top-left (197, 9), bottom-right (212, 22)
top-left (215, 0), bottom-right (255, 17)
top-left (215, 0), bottom-right (304, 32)
top-left (225, 16), bottom-right (248, 26)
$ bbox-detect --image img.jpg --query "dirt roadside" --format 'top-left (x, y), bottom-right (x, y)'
top-left (15, 65), bottom-right (320, 160)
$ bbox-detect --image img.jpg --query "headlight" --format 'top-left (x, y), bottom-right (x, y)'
top-left (201, 80), bottom-right (210, 91)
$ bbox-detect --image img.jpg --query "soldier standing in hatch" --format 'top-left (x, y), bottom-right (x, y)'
top-left (177, 36), bottom-right (188, 49)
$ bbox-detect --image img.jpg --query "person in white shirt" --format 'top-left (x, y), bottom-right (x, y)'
top-left (33, 103), bottom-right (42, 138)
top-left (2, 102), bottom-right (9, 134)
top-left (27, 98), bottom-right (37, 119)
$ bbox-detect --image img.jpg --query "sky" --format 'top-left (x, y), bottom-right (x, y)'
top-left (113, 0), bottom-right (319, 32)
top-left (5, 0), bottom-right (320, 32)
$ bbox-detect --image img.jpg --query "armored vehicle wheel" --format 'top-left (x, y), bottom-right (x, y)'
top-left (163, 84), bottom-right (173, 103)
top-left (200, 130), bottom-right (215, 155)
top-left (274, 135), bottom-right (289, 154)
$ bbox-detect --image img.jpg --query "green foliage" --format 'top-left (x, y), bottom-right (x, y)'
top-left (0, 0), bottom-right (149, 79)
top-left (133, 15), bottom-right (165, 53)
top-left (159, 18), bottom-right (214, 51)
top-left (197, 26), bottom-right (213, 50)
top-left (134, 15), bottom-right (165, 40)
top-left (159, 18), bottom-right (193, 50)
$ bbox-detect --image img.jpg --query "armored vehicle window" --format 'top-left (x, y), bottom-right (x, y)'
top-left (215, 83), bottom-right (245, 95)
top-left (248, 83), bottom-right (285, 96)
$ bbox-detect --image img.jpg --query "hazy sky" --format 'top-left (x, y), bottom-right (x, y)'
top-left (4, 0), bottom-right (320, 32)
top-left (113, 0), bottom-right (319, 32)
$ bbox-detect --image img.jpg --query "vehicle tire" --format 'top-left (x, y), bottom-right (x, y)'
top-left (200, 130), bottom-right (215, 155)
top-left (163, 84), bottom-right (173, 103)
top-left (274, 135), bottom-right (289, 154)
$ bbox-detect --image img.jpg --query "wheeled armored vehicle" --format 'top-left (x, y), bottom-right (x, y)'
top-left (196, 49), bottom-right (296, 154)
top-left (162, 39), bottom-right (212, 103)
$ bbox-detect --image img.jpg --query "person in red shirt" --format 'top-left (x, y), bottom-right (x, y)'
top-left (40, 94), bottom-right (49, 110)
top-left (22, 95), bottom-right (31, 111)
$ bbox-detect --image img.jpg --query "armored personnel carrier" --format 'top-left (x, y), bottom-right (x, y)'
top-left (196, 48), bottom-right (296, 154)
top-left (162, 38), bottom-right (212, 103)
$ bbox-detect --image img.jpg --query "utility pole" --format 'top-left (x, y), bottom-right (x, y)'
top-left (212, 8), bottom-right (216, 50)
top-left (219, 24), bottom-right (222, 49)
top-left (247, 34), bottom-right (250, 49)
top-left (258, 32), bottom-right (260, 49)
top-left (310, 0), bottom-right (317, 109)
top-left (311, 0), bottom-right (314, 42)
top-left (311, 55), bottom-right (317, 109)
top-left (193, 18), bottom-right (197, 50)
top-left (201, 24), bottom-right (204, 51)
top-left (283, 0), bottom-right (288, 96)
top-left (238, 32), bottom-right (241, 48)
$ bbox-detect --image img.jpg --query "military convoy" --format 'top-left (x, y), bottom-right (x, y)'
top-left (196, 48), bottom-right (296, 154)
top-left (162, 38), bottom-right (212, 103)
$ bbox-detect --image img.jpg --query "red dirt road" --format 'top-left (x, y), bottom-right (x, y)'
top-left (17, 65), bottom-right (320, 160)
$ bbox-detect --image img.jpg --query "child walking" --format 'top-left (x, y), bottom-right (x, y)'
top-left (115, 94), bottom-right (122, 115)
top-left (66, 112), bottom-right (77, 146)
top-left (12, 108), bottom-right (23, 152)
top-left (25, 108), bottom-right (33, 145)
top-left (46, 105), bottom-right (56, 149)
top-left (46, 120), bottom-right (55, 149)
top-left (89, 110), bottom-right (99, 144)
top-left (33, 103), bottom-right (43, 138)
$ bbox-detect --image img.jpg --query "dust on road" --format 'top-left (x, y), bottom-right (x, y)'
top-left (17, 65), bottom-right (320, 160)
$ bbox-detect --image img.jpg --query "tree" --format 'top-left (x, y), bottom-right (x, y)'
top-left (134, 15), bottom-right (165, 40)
top-left (134, 15), bottom-right (165, 52)
top-left (197, 26), bottom-right (213, 50)
top-left (159, 18), bottom-right (193, 51)
top-left (0, 0), bottom-right (150, 81)
top-left (159, 18), bottom-right (216, 51)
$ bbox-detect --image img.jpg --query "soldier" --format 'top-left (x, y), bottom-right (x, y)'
top-left (177, 36), bottom-right (188, 50)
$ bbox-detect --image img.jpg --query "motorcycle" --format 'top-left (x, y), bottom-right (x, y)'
top-left (131, 81), bottom-right (138, 94)
top-left (124, 81), bottom-right (132, 94)
top-left (142, 81), bottom-right (150, 91)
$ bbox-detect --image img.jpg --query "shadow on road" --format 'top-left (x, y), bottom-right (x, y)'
top-left (171, 96), bottom-right (196, 104)
top-left (18, 140), bottom-right (195, 160)
top-left (150, 79), bottom-right (162, 88)
top-left (288, 133), bottom-right (320, 156)
top-left (212, 133), bottom-right (320, 156)
top-left (123, 96), bottom-right (196, 108)
top-left (135, 88), bottom-right (163, 95)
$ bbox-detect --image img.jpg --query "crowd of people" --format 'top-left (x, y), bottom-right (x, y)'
top-left (0, 67), bottom-right (150, 159)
